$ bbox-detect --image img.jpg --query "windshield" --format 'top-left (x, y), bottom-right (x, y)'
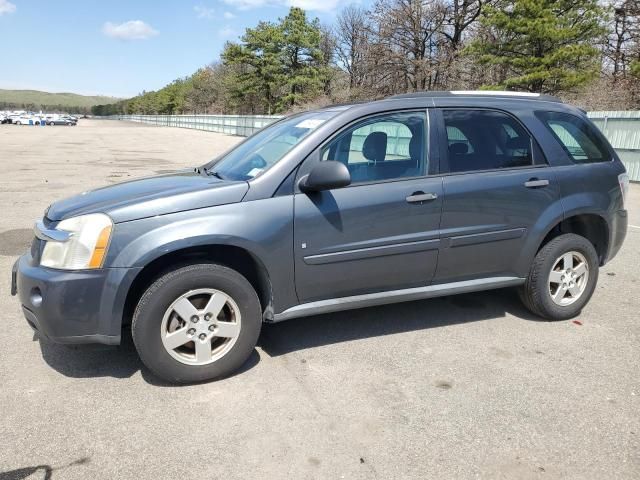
top-left (208, 110), bottom-right (337, 181)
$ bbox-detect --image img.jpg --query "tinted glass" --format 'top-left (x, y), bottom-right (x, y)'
top-left (321, 111), bottom-right (427, 183)
top-left (536, 111), bottom-right (610, 163)
top-left (210, 110), bottom-right (336, 181)
top-left (442, 109), bottom-right (533, 173)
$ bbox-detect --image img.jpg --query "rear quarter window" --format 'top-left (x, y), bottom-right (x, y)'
top-left (535, 111), bottom-right (611, 164)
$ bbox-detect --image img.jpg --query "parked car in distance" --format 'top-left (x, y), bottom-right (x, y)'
top-left (0, 114), bottom-right (8, 124)
top-left (12, 91), bottom-right (629, 383)
top-left (47, 117), bottom-right (76, 126)
top-left (13, 115), bottom-right (42, 125)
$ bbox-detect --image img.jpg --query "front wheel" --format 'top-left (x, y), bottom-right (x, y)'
top-left (132, 264), bottom-right (262, 383)
top-left (519, 233), bottom-right (599, 320)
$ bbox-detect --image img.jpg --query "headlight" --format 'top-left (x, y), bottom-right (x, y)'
top-left (41, 213), bottom-right (113, 269)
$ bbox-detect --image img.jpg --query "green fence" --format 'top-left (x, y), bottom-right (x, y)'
top-left (111, 114), bottom-right (280, 137)
top-left (110, 111), bottom-right (640, 180)
top-left (588, 111), bottom-right (640, 181)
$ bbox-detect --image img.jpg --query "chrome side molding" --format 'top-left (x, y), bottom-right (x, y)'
top-left (272, 276), bottom-right (525, 322)
top-left (34, 220), bottom-right (73, 243)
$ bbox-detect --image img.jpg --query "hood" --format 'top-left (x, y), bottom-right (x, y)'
top-left (46, 170), bottom-right (249, 223)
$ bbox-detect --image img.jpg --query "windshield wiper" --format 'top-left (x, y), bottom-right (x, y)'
top-left (205, 168), bottom-right (226, 180)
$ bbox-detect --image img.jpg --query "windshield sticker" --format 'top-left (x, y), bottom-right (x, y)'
top-left (247, 168), bottom-right (264, 178)
top-left (295, 119), bottom-right (325, 129)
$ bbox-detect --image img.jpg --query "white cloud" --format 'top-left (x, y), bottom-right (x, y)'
top-left (223, 0), bottom-right (270, 10)
top-left (223, 11), bottom-right (236, 19)
top-left (0, 0), bottom-right (16, 16)
top-left (218, 26), bottom-right (239, 39)
top-left (223, 0), bottom-right (342, 12)
top-left (288, 0), bottom-right (342, 12)
top-left (102, 20), bottom-right (159, 40)
top-left (194, 5), bottom-right (215, 19)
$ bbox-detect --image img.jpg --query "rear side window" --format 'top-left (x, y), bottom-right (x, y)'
top-left (536, 111), bottom-right (611, 163)
top-left (442, 109), bottom-right (534, 173)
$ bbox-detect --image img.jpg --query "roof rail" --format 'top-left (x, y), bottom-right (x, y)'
top-left (388, 90), bottom-right (563, 103)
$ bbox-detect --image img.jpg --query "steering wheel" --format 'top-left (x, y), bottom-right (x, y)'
top-left (234, 153), bottom-right (267, 180)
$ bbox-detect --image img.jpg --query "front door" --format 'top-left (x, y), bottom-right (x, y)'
top-left (293, 110), bottom-right (443, 303)
top-left (434, 108), bottom-right (560, 283)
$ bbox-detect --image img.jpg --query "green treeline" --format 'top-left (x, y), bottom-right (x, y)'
top-left (93, 1), bottom-right (640, 116)
top-left (1, 101), bottom-right (92, 115)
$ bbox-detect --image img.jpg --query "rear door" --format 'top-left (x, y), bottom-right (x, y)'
top-left (434, 108), bottom-right (560, 283)
top-left (293, 110), bottom-right (443, 303)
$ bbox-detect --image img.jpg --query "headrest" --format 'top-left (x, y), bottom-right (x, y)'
top-left (409, 135), bottom-right (422, 162)
top-left (363, 132), bottom-right (387, 162)
top-left (449, 142), bottom-right (468, 155)
top-left (506, 136), bottom-right (529, 151)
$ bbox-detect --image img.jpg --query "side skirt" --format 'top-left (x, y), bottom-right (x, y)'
top-left (270, 276), bottom-right (525, 323)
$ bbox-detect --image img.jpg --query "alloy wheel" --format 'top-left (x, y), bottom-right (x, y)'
top-left (160, 288), bottom-right (241, 365)
top-left (548, 251), bottom-right (589, 306)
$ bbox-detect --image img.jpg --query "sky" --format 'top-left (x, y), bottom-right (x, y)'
top-left (0, 0), bottom-right (369, 98)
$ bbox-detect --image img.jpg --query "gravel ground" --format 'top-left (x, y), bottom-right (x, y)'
top-left (0, 120), bottom-right (638, 480)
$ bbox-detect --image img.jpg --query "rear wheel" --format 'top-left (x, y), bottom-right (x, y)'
top-left (132, 264), bottom-right (262, 383)
top-left (519, 233), bottom-right (599, 320)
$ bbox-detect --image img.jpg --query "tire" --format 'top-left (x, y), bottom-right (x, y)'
top-left (132, 263), bottom-right (262, 384)
top-left (519, 233), bottom-right (599, 320)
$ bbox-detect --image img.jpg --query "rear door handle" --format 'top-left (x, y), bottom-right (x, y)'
top-left (406, 192), bottom-right (438, 203)
top-left (524, 179), bottom-right (549, 188)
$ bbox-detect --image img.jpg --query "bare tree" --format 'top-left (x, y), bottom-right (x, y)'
top-left (370, 0), bottom-right (448, 93)
top-left (334, 5), bottom-right (372, 89)
top-left (442, 0), bottom-right (485, 51)
top-left (604, 1), bottom-right (640, 79)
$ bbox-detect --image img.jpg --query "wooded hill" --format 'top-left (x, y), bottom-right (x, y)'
top-left (0, 89), bottom-right (121, 114)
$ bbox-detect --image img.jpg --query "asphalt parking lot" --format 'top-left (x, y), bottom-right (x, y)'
top-left (1, 119), bottom-right (639, 479)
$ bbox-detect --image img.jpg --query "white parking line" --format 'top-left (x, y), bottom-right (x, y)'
top-left (629, 224), bottom-right (640, 229)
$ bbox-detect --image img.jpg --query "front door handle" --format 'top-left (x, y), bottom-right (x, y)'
top-left (524, 179), bottom-right (550, 188)
top-left (406, 192), bottom-right (438, 203)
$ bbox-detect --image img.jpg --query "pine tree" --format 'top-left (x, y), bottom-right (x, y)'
top-left (222, 7), bottom-right (328, 113)
top-left (467, 0), bottom-right (606, 94)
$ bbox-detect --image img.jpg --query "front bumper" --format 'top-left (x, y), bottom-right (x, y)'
top-left (11, 252), bottom-right (141, 345)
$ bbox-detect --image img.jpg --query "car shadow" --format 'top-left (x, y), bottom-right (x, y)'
top-left (0, 457), bottom-right (89, 480)
top-left (258, 288), bottom-right (541, 357)
top-left (38, 288), bottom-right (541, 384)
top-left (37, 328), bottom-right (261, 387)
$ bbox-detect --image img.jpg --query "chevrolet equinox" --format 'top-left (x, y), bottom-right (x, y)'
top-left (12, 91), bottom-right (629, 383)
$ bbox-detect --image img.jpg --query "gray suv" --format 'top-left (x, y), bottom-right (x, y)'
top-left (11, 92), bottom-right (629, 383)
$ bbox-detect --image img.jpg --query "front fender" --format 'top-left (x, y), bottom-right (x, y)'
top-left (106, 197), bottom-right (297, 313)
top-left (111, 214), bottom-right (263, 269)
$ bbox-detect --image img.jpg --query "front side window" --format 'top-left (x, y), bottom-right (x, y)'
top-left (321, 111), bottom-right (427, 184)
top-left (442, 109), bottom-right (534, 173)
top-left (209, 110), bottom-right (337, 181)
top-left (536, 111), bottom-right (611, 164)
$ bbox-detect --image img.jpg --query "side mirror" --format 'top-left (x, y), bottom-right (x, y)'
top-left (299, 161), bottom-right (351, 193)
